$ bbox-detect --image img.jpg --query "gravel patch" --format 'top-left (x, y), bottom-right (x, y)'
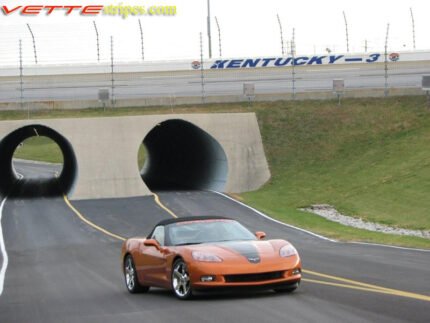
top-left (300, 204), bottom-right (430, 239)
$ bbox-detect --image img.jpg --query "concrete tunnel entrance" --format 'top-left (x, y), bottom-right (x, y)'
top-left (141, 119), bottom-right (228, 191)
top-left (0, 125), bottom-right (78, 198)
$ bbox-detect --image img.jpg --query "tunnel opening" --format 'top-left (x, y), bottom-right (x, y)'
top-left (0, 125), bottom-right (78, 198)
top-left (13, 135), bottom-right (64, 179)
top-left (140, 119), bottom-right (228, 191)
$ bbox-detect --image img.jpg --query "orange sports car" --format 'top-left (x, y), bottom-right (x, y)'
top-left (121, 216), bottom-right (302, 299)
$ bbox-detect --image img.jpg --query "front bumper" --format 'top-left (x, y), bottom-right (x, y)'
top-left (193, 279), bottom-right (301, 294)
top-left (189, 256), bottom-right (302, 289)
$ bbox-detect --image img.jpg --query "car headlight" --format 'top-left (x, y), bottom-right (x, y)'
top-left (192, 251), bottom-right (223, 262)
top-left (279, 244), bottom-right (298, 258)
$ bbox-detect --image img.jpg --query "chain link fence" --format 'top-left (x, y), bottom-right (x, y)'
top-left (1, 22), bottom-right (430, 112)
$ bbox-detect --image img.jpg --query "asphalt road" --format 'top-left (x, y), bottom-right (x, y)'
top-left (12, 159), bottom-right (62, 179)
top-left (0, 163), bottom-right (429, 322)
top-left (1, 61), bottom-right (430, 102)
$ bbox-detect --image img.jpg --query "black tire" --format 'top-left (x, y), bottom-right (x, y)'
top-left (171, 259), bottom-right (193, 300)
top-left (274, 281), bottom-right (300, 293)
top-left (124, 255), bottom-right (149, 294)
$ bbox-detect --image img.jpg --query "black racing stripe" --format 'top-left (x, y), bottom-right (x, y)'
top-left (216, 241), bottom-right (261, 263)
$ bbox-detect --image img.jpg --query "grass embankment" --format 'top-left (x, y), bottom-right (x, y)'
top-left (3, 96), bottom-right (430, 248)
top-left (243, 97), bottom-right (430, 248)
top-left (13, 136), bottom-right (64, 164)
top-left (138, 144), bottom-right (146, 170)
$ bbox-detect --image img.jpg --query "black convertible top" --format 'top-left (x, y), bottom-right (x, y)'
top-left (155, 215), bottom-right (231, 227)
top-left (147, 216), bottom-right (232, 238)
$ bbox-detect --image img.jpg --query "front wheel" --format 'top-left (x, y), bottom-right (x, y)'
top-left (171, 259), bottom-right (192, 300)
top-left (124, 255), bottom-right (149, 294)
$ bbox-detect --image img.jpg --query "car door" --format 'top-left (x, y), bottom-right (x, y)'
top-left (137, 226), bottom-right (168, 286)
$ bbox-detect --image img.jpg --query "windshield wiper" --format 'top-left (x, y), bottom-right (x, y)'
top-left (175, 242), bottom-right (203, 246)
top-left (213, 239), bottom-right (255, 243)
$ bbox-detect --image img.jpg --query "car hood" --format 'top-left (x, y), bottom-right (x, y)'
top-left (184, 240), bottom-right (289, 263)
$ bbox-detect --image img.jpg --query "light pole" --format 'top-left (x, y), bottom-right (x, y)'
top-left (26, 23), bottom-right (38, 64)
top-left (291, 28), bottom-right (296, 100)
top-left (277, 14), bottom-right (285, 56)
top-left (93, 21), bottom-right (100, 62)
top-left (110, 36), bottom-right (115, 107)
top-left (207, 0), bottom-right (212, 59)
top-left (19, 39), bottom-right (25, 115)
top-left (200, 32), bottom-right (206, 103)
top-left (215, 16), bottom-right (222, 57)
top-left (138, 19), bottom-right (145, 61)
top-left (410, 8), bottom-right (416, 50)
top-left (343, 11), bottom-right (350, 53)
top-left (384, 23), bottom-right (390, 97)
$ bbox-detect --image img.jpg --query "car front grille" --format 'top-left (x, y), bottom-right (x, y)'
top-left (224, 271), bottom-right (284, 283)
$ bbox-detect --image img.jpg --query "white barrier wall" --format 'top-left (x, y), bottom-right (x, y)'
top-left (1, 50), bottom-right (429, 77)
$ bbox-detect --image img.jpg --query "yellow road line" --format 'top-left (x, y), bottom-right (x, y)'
top-left (63, 193), bottom-right (429, 302)
top-left (303, 269), bottom-right (416, 294)
top-left (303, 269), bottom-right (396, 291)
top-left (303, 278), bottom-right (430, 302)
top-left (153, 193), bottom-right (177, 218)
top-left (63, 195), bottom-right (126, 242)
top-left (303, 278), bottom-right (397, 294)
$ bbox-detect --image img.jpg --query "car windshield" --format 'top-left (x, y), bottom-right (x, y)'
top-left (166, 219), bottom-right (256, 246)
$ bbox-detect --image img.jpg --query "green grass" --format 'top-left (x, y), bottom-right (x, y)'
top-left (13, 136), bottom-right (63, 164)
top-left (137, 143), bottom-right (147, 171)
top-left (242, 96), bottom-right (430, 248)
top-left (0, 105), bottom-right (250, 120)
top-left (3, 96), bottom-right (430, 248)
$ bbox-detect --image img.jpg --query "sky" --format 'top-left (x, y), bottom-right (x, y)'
top-left (0, 0), bottom-right (429, 65)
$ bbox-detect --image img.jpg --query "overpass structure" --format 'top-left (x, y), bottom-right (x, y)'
top-left (0, 113), bottom-right (270, 200)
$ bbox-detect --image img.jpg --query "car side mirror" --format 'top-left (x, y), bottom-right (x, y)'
top-left (255, 231), bottom-right (266, 240)
top-left (144, 239), bottom-right (161, 249)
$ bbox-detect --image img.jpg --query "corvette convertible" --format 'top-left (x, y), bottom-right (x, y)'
top-left (121, 216), bottom-right (302, 299)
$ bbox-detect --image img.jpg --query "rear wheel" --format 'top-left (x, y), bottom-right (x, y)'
top-left (274, 281), bottom-right (300, 293)
top-left (124, 255), bottom-right (149, 294)
top-left (171, 259), bottom-right (192, 300)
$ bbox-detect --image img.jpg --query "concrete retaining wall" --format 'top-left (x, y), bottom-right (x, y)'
top-left (0, 113), bottom-right (270, 200)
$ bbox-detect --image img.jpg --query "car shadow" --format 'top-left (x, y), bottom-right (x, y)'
top-left (145, 287), bottom-right (298, 301)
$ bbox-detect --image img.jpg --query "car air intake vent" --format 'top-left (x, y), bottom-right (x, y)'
top-left (224, 271), bottom-right (284, 283)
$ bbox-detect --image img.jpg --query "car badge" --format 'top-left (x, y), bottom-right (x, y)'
top-left (247, 256), bottom-right (260, 263)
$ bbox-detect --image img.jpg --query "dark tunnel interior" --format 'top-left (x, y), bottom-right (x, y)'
top-left (0, 125), bottom-right (78, 198)
top-left (141, 119), bottom-right (228, 191)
